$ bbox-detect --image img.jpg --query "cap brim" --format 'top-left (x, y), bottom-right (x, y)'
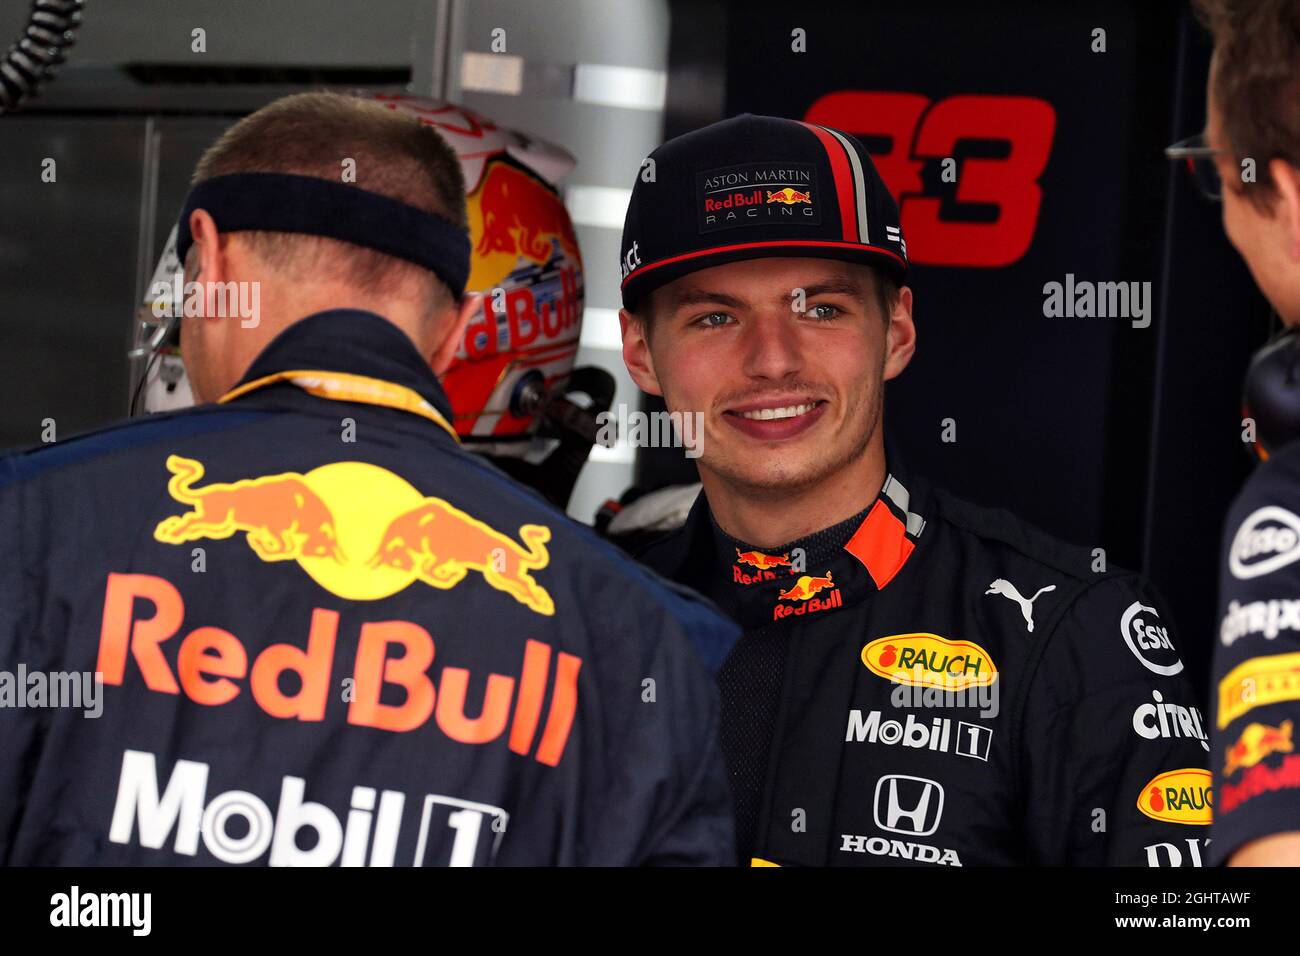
top-left (621, 241), bottom-right (907, 311)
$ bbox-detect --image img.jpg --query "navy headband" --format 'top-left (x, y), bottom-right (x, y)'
top-left (175, 172), bottom-right (471, 299)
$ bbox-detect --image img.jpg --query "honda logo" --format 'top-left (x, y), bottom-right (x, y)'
top-left (873, 774), bottom-right (944, 836)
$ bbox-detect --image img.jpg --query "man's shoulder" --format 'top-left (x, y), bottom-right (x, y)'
top-left (927, 485), bottom-right (1124, 586)
top-left (1218, 444), bottom-right (1300, 588)
top-left (1260, 437), bottom-right (1300, 476)
top-left (471, 477), bottom-right (736, 674)
top-left (924, 488), bottom-right (1167, 662)
top-left (1229, 440), bottom-right (1300, 518)
top-left (927, 492), bottom-right (1190, 724)
top-left (0, 405), bottom-right (271, 491)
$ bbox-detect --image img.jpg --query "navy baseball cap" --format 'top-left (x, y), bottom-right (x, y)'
top-left (619, 113), bottom-right (908, 311)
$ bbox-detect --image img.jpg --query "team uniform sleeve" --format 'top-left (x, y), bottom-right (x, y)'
top-left (1019, 575), bottom-right (1212, 866)
top-left (1209, 455), bottom-right (1300, 865)
top-left (637, 679), bottom-right (736, 866)
top-left (578, 591), bottom-right (738, 866)
top-left (632, 605), bottom-right (737, 866)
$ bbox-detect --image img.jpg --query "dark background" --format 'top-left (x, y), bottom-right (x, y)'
top-left (648, 0), bottom-right (1280, 704)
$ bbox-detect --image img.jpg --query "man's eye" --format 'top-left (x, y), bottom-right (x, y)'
top-left (695, 312), bottom-right (732, 328)
top-left (808, 303), bottom-right (841, 320)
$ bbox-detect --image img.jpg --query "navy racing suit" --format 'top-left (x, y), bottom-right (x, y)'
top-left (636, 468), bottom-right (1211, 866)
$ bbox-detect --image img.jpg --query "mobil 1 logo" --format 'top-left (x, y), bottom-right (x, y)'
top-left (845, 710), bottom-right (993, 761)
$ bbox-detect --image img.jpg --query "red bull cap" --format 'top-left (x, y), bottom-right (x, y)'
top-left (619, 113), bottom-right (908, 311)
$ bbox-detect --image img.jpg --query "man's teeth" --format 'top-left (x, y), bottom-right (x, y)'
top-left (739, 403), bottom-right (817, 421)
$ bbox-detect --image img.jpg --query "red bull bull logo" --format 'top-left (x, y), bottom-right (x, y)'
top-left (1224, 720), bottom-right (1294, 777)
top-left (773, 573), bottom-right (842, 620)
top-left (733, 548), bottom-right (794, 586)
top-left (778, 573), bottom-right (835, 601)
top-left (154, 455), bottom-right (553, 615)
top-left (470, 156), bottom-right (582, 288)
top-left (765, 188), bottom-right (812, 204)
top-left (735, 549), bottom-right (792, 572)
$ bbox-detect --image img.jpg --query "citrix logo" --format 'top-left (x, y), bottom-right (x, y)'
top-left (1132, 690), bottom-right (1210, 752)
top-left (108, 750), bottom-right (507, 866)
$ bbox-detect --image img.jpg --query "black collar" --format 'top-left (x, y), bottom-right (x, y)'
top-left (230, 309), bottom-right (456, 425)
top-left (638, 468), bottom-right (930, 629)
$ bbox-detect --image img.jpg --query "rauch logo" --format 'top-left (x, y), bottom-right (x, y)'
top-left (860, 633), bottom-right (997, 691)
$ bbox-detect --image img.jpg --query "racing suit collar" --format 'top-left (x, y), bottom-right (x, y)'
top-left (639, 469), bottom-right (927, 629)
top-left (716, 473), bottom-right (925, 627)
top-left (228, 309), bottom-right (456, 426)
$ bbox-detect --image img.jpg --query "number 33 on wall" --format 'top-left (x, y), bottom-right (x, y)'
top-left (806, 92), bottom-right (1057, 268)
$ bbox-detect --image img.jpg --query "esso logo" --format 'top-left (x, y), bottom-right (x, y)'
top-left (1121, 601), bottom-right (1184, 677)
top-left (1230, 507), bottom-right (1300, 580)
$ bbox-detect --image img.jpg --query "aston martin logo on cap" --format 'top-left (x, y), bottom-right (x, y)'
top-left (697, 161), bottom-right (821, 233)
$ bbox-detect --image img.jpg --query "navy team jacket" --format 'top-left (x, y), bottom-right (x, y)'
top-left (0, 309), bottom-right (738, 866)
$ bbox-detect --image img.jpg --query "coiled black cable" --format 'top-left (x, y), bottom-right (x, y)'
top-left (0, 0), bottom-right (85, 114)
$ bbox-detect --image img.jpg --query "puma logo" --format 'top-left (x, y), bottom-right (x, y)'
top-left (984, 578), bottom-right (1056, 633)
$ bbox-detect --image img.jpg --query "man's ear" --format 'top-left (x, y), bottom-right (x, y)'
top-left (187, 208), bottom-right (226, 288)
top-left (430, 292), bottom-right (479, 376)
top-left (619, 307), bottom-right (663, 397)
top-left (883, 285), bottom-right (916, 382)
top-left (1269, 159), bottom-right (1300, 263)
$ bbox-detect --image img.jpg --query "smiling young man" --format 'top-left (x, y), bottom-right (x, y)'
top-left (619, 113), bottom-right (1211, 866)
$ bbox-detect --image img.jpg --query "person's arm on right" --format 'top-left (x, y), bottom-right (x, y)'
top-left (1211, 454), bottom-right (1300, 866)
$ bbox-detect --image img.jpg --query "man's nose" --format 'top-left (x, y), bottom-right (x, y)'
top-left (740, 309), bottom-right (805, 381)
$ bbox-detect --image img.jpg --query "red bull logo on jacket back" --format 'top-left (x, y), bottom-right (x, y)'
top-left (154, 455), bottom-right (554, 615)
